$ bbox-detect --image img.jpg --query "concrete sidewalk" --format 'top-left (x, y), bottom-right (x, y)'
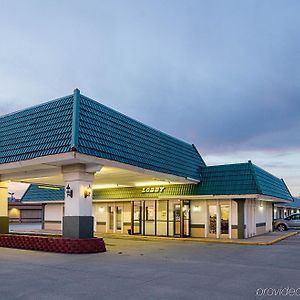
top-left (9, 225), bottom-right (298, 245)
top-left (98, 230), bottom-right (298, 245)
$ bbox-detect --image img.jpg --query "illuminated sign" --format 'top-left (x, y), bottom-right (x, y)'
top-left (38, 185), bottom-right (61, 191)
top-left (142, 187), bottom-right (165, 193)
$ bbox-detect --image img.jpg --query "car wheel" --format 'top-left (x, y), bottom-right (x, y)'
top-left (277, 224), bottom-right (287, 231)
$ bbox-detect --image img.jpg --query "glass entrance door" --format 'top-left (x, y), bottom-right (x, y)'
top-left (183, 202), bottom-right (190, 237)
top-left (208, 205), bottom-right (217, 237)
top-left (108, 206), bottom-right (114, 232)
top-left (208, 204), bottom-right (230, 238)
top-left (173, 200), bottom-right (190, 237)
top-left (220, 205), bottom-right (229, 238)
top-left (116, 206), bottom-right (122, 231)
top-left (174, 203), bottom-right (181, 236)
top-left (131, 199), bottom-right (190, 238)
top-left (145, 200), bottom-right (155, 235)
top-left (133, 201), bottom-right (142, 234)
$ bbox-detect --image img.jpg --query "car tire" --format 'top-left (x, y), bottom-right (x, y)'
top-left (277, 224), bottom-right (287, 231)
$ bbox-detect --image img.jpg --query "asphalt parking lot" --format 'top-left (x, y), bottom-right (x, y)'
top-left (1, 234), bottom-right (300, 300)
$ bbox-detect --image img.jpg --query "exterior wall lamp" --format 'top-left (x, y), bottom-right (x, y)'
top-left (84, 185), bottom-right (92, 198)
top-left (8, 192), bottom-right (15, 203)
top-left (65, 184), bottom-right (73, 198)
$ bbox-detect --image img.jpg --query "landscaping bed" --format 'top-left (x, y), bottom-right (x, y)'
top-left (0, 234), bottom-right (106, 254)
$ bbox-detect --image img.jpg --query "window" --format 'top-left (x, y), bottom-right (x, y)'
top-left (146, 206), bottom-right (155, 221)
top-left (290, 214), bottom-right (300, 220)
top-left (108, 206), bottom-right (113, 230)
top-left (116, 207), bottom-right (122, 230)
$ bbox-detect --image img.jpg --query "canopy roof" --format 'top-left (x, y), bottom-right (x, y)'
top-left (0, 89), bottom-right (205, 181)
top-left (275, 197), bottom-right (300, 209)
top-left (199, 161), bottom-right (293, 201)
top-left (22, 161), bottom-right (293, 202)
top-left (22, 184), bottom-right (64, 202)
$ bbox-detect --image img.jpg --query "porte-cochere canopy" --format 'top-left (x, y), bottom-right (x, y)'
top-left (0, 89), bottom-right (294, 202)
top-left (0, 89), bottom-right (205, 181)
top-left (0, 89), bottom-right (295, 245)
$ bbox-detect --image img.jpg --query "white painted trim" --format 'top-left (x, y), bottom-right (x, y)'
top-left (24, 201), bottom-right (64, 204)
top-left (1, 168), bottom-right (62, 181)
top-left (0, 152), bottom-right (199, 184)
top-left (91, 194), bottom-right (291, 202)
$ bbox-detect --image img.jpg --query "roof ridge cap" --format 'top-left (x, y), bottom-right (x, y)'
top-left (204, 162), bottom-right (248, 168)
top-left (192, 144), bottom-right (206, 166)
top-left (248, 160), bottom-right (263, 194)
top-left (70, 88), bottom-right (81, 151)
top-left (281, 178), bottom-right (294, 201)
top-left (20, 184), bottom-right (32, 201)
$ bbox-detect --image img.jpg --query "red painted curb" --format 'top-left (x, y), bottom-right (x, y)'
top-left (0, 234), bottom-right (106, 254)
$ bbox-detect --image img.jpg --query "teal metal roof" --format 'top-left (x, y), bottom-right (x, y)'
top-left (199, 161), bottom-right (293, 201)
top-left (199, 163), bottom-right (258, 195)
top-left (22, 162), bottom-right (293, 202)
top-left (93, 162), bottom-right (293, 201)
top-left (0, 95), bottom-right (73, 164)
top-left (77, 94), bottom-right (205, 179)
top-left (22, 184), bottom-right (64, 202)
top-left (276, 197), bottom-right (300, 209)
top-left (251, 164), bottom-right (293, 201)
top-left (0, 89), bottom-right (205, 180)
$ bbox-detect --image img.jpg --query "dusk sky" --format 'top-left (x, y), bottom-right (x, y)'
top-left (0, 0), bottom-right (299, 196)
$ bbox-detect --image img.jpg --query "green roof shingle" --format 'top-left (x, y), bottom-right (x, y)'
top-left (77, 94), bottom-right (205, 179)
top-left (22, 162), bottom-right (293, 202)
top-left (1, 89), bottom-right (293, 202)
top-left (22, 184), bottom-right (64, 202)
top-left (198, 161), bottom-right (293, 201)
top-left (0, 95), bottom-right (73, 163)
top-left (0, 89), bottom-right (205, 180)
top-left (92, 161), bottom-right (293, 201)
top-left (276, 197), bottom-right (300, 209)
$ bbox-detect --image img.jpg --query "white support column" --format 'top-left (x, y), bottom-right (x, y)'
top-left (62, 164), bottom-right (100, 239)
top-left (266, 202), bottom-right (273, 232)
top-left (244, 200), bottom-right (248, 238)
top-left (0, 181), bottom-right (9, 234)
top-left (252, 200), bottom-right (256, 236)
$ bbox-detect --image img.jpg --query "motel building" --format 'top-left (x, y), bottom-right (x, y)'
top-left (274, 197), bottom-right (300, 220)
top-left (0, 89), bottom-right (294, 241)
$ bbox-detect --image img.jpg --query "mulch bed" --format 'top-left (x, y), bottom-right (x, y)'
top-left (0, 234), bottom-right (106, 254)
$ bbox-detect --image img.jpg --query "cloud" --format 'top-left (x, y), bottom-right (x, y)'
top-left (0, 1), bottom-right (299, 178)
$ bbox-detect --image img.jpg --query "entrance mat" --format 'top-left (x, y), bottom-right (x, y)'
top-left (0, 234), bottom-right (106, 254)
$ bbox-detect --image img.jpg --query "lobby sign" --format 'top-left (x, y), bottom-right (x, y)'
top-left (142, 187), bottom-right (165, 194)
